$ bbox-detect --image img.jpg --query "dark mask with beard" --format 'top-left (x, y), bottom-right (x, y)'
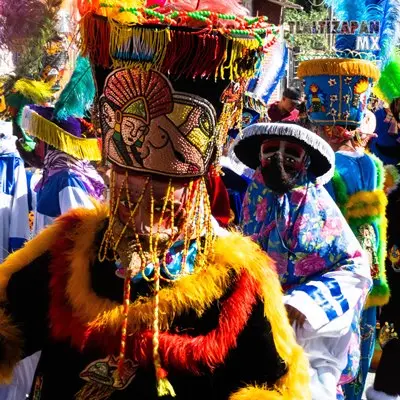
top-left (260, 139), bottom-right (309, 194)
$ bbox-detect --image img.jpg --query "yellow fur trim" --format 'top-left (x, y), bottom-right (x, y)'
top-left (346, 189), bottom-right (388, 220)
top-left (0, 221), bottom-right (65, 301)
top-left (21, 106), bottom-right (102, 161)
top-left (215, 238), bottom-right (311, 400)
top-left (0, 309), bottom-right (23, 384)
top-left (297, 58), bottom-right (380, 82)
top-left (230, 385), bottom-right (290, 400)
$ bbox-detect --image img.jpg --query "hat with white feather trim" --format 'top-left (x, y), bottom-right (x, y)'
top-left (233, 122), bottom-right (335, 184)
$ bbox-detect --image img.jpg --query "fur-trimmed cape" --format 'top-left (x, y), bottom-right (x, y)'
top-left (0, 203), bottom-right (310, 399)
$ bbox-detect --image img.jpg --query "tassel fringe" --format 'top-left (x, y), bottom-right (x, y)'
top-left (21, 106), bottom-right (102, 161)
top-left (80, 13), bottom-right (261, 80)
top-left (298, 58), bottom-right (380, 81)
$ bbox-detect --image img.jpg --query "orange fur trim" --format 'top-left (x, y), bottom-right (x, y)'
top-left (0, 309), bottom-right (23, 384)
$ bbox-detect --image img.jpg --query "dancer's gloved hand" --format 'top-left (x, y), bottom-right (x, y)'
top-left (285, 304), bottom-right (306, 328)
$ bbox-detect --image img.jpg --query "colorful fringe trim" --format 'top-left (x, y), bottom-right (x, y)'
top-left (298, 58), bottom-right (380, 82)
top-left (80, 13), bottom-right (263, 80)
top-left (0, 203), bottom-right (311, 399)
top-left (21, 106), bottom-right (102, 161)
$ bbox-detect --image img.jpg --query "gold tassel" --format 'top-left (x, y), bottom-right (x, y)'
top-left (157, 376), bottom-right (176, 397)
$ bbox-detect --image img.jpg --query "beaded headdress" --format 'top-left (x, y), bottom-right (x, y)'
top-left (80, 0), bottom-right (278, 177)
top-left (78, 1), bottom-right (276, 398)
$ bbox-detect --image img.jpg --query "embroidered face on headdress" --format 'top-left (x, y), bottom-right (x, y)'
top-left (100, 69), bottom-right (217, 178)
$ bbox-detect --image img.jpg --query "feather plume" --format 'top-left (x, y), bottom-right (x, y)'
top-left (13, 79), bottom-right (54, 104)
top-left (360, 0), bottom-right (400, 67)
top-left (324, 0), bottom-right (366, 55)
top-left (53, 57), bottom-right (95, 120)
top-left (325, 0), bottom-right (400, 66)
top-left (323, 0), bottom-right (366, 22)
top-left (375, 0), bottom-right (400, 68)
top-left (374, 50), bottom-right (400, 102)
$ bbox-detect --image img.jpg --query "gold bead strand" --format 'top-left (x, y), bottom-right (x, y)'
top-left (99, 169), bottom-right (126, 262)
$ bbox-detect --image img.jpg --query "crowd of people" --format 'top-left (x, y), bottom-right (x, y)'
top-left (0, 1), bottom-right (400, 400)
